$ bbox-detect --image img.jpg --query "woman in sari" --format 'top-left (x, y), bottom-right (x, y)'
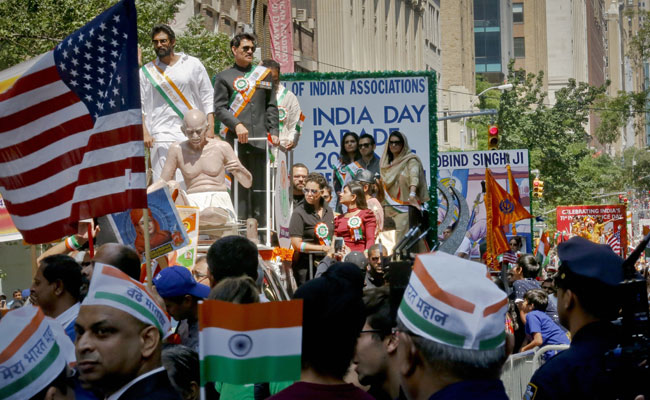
top-left (379, 131), bottom-right (429, 244)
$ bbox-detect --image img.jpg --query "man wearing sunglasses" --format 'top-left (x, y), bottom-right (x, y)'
top-left (140, 24), bottom-right (215, 185)
top-left (213, 33), bottom-right (279, 226)
top-left (358, 134), bottom-right (381, 176)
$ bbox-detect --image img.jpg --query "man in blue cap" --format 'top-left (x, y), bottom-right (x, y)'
top-left (153, 266), bottom-right (210, 352)
top-left (524, 236), bottom-right (625, 399)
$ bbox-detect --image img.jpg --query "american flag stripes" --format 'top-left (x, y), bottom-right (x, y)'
top-left (607, 230), bottom-right (621, 255)
top-left (0, 0), bottom-right (146, 244)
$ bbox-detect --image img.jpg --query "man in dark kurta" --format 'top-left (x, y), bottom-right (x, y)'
top-left (213, 32), bottom-right (278, 226)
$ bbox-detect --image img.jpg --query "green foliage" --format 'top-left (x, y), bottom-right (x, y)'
top-left (0, 0), bottom-right (232, 77)
top-left (472, 61), bottom-right (617, 212)
top-left (174, 16), bottom-right (233, 78)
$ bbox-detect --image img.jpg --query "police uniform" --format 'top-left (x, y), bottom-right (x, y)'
top-left (524, 236), bottom-right (623, 400)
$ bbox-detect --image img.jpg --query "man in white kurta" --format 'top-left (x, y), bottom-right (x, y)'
top-left (139, 24), bottom-right (214, 184)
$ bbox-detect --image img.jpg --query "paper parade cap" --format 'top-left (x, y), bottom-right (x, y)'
top-left (398, 252), bottom-right (508, 350)
top-left (0, 307), bottom-right (71, 400)
top-left (82, 263), bottom-right (172, 336)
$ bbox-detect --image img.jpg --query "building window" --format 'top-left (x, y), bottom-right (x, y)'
top-left (513, 3), bottom-right (523, 24)
top-left (514, 37), bottom-right (525, 58)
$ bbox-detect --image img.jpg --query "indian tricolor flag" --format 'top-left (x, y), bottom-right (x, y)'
top-left (198, 299), bottom-right (303, 386)
top-left (535, 231), bottom-right (549, 263)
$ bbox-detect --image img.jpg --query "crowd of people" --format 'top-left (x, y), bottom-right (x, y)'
top-left (2, 21), bottom-right (650, 400)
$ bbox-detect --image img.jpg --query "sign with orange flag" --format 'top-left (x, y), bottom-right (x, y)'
top-left (485, 168), bottom-right (533, 268)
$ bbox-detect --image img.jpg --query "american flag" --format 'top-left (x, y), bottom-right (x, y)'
top-left (607, 231), bottom-right (621, 255)
top-left (501, 251), bottom-right (518, 264)
top-left (0, 0), bottom-right (146, 244)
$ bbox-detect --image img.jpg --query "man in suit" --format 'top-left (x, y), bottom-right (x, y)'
top-left (213, 32), bottom-right (279, 226)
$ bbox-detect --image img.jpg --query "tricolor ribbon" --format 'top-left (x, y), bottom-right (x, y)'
top-left (348, 215), bottom-right (363, 241)
top-left (314, 222), bottom-right (331, 246)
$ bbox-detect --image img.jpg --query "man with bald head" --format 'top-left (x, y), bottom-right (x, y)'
top-left (80, 243), bottom-right (141, 298)
top-left (161, 109), bottom-right (251, 218)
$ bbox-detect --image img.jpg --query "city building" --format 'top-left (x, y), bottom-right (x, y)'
top-left (511, 0), bottom-right (548, 91)
top-left (474, 0), bottom-right (514, 83)
top-left (438, 0), bottom-right (476, 150)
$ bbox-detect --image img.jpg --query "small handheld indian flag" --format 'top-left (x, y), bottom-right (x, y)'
top-left (198, 299), bottom-right (303, 386)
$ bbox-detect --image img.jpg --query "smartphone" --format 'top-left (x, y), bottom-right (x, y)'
top-left (334, 238), bottom-right (344, 252)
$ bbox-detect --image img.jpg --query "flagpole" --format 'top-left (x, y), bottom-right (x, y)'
top-left (144, 149), bottom-right (152, 289)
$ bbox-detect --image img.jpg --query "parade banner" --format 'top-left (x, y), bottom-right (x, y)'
top-left (437, 150), bottom-right (532, 258)
top-left (282, 71), bottom-right (437, 187)
top-left (274, 151), bottom-right (292, 248)
top-left (0, 194), bottom-right (20, 242)
top-left (107, 186), bottom-right (189, 262)
top-left (269, 0), bottom-right (294, 73)
top-left (166, 206), bottom-right (200, 268)
top-left (556, 205), bottom-right (627, 256)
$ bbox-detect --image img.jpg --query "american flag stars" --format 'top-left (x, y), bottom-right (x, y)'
top-left (53, 8), bottom-right (133, 122)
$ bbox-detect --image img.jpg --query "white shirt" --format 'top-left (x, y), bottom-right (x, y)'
top-left (140, 53), bottom-right (214, 142)
top-left (277, 84), bottom-right (303, 145)
top-left (454, 236), bottom-right (472, 258)
top-left (55, 302), bottom-right (80, 331)
top-left (106, 366), bottom-right (166, 400)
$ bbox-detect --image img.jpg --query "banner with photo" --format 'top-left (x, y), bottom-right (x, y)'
top-left (167, 206), bottom-right (200, 268)
top-left (556, 205), bottom-right (627, 257)
top-left (437, 149), bottom-right (532, 259)
top-left (107, 186), bottom-right (189, 262)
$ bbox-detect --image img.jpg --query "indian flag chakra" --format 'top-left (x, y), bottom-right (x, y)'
top-left (398, 252), bottom-right (508, 351)
top-left (198, 299), bottom-right (303, 385)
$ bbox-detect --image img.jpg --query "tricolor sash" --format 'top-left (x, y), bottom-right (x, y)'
top-left (277, 87), bottom-right (289, 130)
top-left (141, 61), bottom-right (194, 119)
top-left (334, 160), bottom-right (363, 188)
top-left (218, 65), bottom-right (271, 138)
top-left (383, 183), bottom-right (411, 213)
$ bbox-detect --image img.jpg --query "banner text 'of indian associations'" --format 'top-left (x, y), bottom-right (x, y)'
top-left (283, 72), bottom-right (435, 184)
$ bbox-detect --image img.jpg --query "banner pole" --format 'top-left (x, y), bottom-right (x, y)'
top-left (144, 149), bottom-right (152, 288)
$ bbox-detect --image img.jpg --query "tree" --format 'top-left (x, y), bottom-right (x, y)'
top-left (471, 62), bottom-right (625, 212)
top-left (0, 0), bottom-right (232, 76)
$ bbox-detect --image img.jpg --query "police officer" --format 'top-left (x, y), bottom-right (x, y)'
top-left (524, 236), bottom-right (625, 399)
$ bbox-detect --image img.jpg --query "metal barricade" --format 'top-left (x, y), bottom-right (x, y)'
top-left (501, 344), bottom-right (570, 399)
top-left (231, 139), bottom-right (295, 247)
top-left (233, 138), bottom-right (273, 245)
top-left (501, 349), bottom-right (536, 400)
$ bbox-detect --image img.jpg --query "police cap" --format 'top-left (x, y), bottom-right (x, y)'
top-left (557, 236), bottom-right (624, 286)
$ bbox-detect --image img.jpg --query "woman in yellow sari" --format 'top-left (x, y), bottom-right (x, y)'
top-left (379, 131), bottom-right (429, 245)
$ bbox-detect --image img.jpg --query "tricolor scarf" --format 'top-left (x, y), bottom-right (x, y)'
top-left (141, 59), bottom-right (194, 119)
top-left (217, 64), bottom-right (271, 138)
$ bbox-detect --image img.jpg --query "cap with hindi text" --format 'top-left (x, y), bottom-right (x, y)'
top-left (0, 306), bottom-right (74, 400)
top-left (397, 252), bottom-right (508, 351)
top-left (82, 263), bottom-right (172, 337)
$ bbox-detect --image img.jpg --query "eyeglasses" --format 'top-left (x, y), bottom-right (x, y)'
top-left (388, 141), bottom-right (403, 146)
top-left (360, 329), bottom-right (384, 334)
top-left (240, 45), bottom-right (256, 52)
top-left (185, 127), bottom-right (207, 135)
top-left (303, 188), bottom-right (319, 194)
top-left (370, 256), bottom-right (381, 261)
top-left (152, 39), bottom-right (170, 45)
top-left (509, 242), bottom-right (518, 246)
top-left (359, 143), bottom-right (373, 148)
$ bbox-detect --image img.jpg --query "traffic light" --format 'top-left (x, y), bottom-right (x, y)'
top-left (487, 125), bottom-right (499, 150)
top-left (533, 178), bottom-right (544, 198)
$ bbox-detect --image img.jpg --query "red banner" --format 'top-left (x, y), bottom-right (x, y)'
top-left (269, 0), bottom-right (294, 73)
top-left (556, 205), bottom-right (627, 257)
